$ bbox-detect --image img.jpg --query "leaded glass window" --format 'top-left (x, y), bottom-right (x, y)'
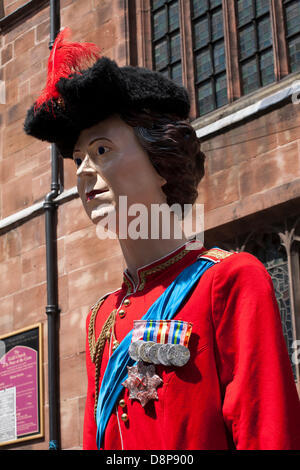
top-left (191, 0), bottom-right (228, 116)
top-left (147, 0), bottom-right (300, 121)
top-left (236, 0), bottom-right (275, 96)
top-left (246, 233), bottom-right (296, 380)
top-left (219, 223), bottom-right (300, 384)
top-left (151, 0), bottom-right (183, 86)
top-left (283, 0), bottom-right (300, 73)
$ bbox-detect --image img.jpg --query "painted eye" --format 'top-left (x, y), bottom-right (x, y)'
top-left (74, 158), bottom-right (83, 168)
top-left (97, 146), bottom-right (109, 156)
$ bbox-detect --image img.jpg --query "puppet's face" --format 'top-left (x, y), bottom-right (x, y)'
top-left (73, 114), bottom-right (166, 228)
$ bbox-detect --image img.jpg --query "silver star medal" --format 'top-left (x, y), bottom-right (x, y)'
top-left (122, 360), bottom-right (163, 407)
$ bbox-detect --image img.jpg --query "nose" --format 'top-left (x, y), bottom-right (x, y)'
top-left (76, 155), bottom-right (95, 177)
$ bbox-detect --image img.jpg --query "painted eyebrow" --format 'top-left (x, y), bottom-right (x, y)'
top-left (73, 136), bottom-right (113, 153)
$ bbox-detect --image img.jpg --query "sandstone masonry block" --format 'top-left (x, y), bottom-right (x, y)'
top-left (14, 29), bottom-right (35, 56)
top-left (2, 172), bottom-right (33, 217)
top-left (1, 43), bottom-right (13, 65)
top-left (59, 353), bottom-right (87, 402)
top-left (60, 398), bottom-right (81, 450)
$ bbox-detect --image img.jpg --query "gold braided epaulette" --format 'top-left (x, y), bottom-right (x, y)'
top-left (198, 247), bottom-right (237, 262)
top-left (88, 298), bottom-right (120, 419)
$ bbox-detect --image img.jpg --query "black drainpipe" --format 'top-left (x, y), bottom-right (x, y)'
top-left (43, 0), bottom-right (61, 451)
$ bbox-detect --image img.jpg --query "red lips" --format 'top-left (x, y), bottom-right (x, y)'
top-left (86, 189), bottom-right (108, 201)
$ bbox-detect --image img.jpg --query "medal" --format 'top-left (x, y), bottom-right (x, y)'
top-left (129, 340), bottom-right (144, 362)
top-left (167, 344), bottom-right (190, 366)
top-left (122, 360), bottom-right (163, 407)
top-left (157, 343), bottom-right (173, 366)
top-left (139, 341), bottom-right (156, 363)
top-left (147, 343), bottom-right (161, 364)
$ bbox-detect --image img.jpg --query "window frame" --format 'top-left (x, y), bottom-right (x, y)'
top-left (0, 0), bottom-right (48, 33)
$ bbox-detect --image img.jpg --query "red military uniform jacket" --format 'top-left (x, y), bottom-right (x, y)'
top-left (83, 240), bottom-right (300, 450)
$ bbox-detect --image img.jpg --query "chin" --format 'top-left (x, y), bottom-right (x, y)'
top-left (90, 203), bottom-right (116, 225)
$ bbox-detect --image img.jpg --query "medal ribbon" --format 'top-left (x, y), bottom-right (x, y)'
top-left (138, 319), bottom-right (192, 346)
top-left (96, 255), bottom-right (217, 449)
top-left (184, 323), bottom-right (193, 347)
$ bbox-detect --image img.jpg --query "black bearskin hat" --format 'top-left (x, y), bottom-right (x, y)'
top-left (24, 28), bottom-right (191, 158)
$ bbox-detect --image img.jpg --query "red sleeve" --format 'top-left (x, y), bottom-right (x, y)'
top-left (83, 310), bottom-right (98, 450)
top-left (212, 252), bottom-right (300, 450)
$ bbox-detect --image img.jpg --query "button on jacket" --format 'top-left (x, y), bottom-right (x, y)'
top-left (83, 241), bottom-right (300, 450)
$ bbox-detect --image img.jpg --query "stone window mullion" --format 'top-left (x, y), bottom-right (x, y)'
top-left (179, 0), bottom-right (197, 119)
top-left (135, 0), bottom-right (153, 69)
top-left (270, 0), bottom-right (290, 80)
top-left (222, 0), bottom-right (242, 102)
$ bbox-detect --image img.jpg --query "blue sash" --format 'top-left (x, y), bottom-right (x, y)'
top-left (96, 255), bottom-right (217, 449)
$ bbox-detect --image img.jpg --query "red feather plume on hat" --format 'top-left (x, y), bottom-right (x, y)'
top-left (34, 27), bottom-right (102, 113)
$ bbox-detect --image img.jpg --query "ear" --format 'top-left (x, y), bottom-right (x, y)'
top-left (159, 175), bottom-right (167, 187)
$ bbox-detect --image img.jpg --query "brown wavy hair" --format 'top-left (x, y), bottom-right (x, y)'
top-left (119, 108), bottom-right (206, 211)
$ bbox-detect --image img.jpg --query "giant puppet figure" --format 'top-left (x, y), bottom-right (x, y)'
top-left (24, 29), bottom-right (300, 450)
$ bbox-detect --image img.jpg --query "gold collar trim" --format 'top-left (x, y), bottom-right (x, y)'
top-left (137, 248), bottom-right (189, 290)
top-left (122, 241), bottom-right (197, 293)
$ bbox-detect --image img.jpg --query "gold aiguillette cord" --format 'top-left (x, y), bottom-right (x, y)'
top-left (88, 300), bottom-right (119, 419)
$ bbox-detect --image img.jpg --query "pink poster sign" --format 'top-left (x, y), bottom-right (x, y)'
top-left (0, 346), bottom-right (39, 437)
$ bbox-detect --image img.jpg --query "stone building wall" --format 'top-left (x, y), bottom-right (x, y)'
top-left (199, 101), bottom-right (300, 236)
